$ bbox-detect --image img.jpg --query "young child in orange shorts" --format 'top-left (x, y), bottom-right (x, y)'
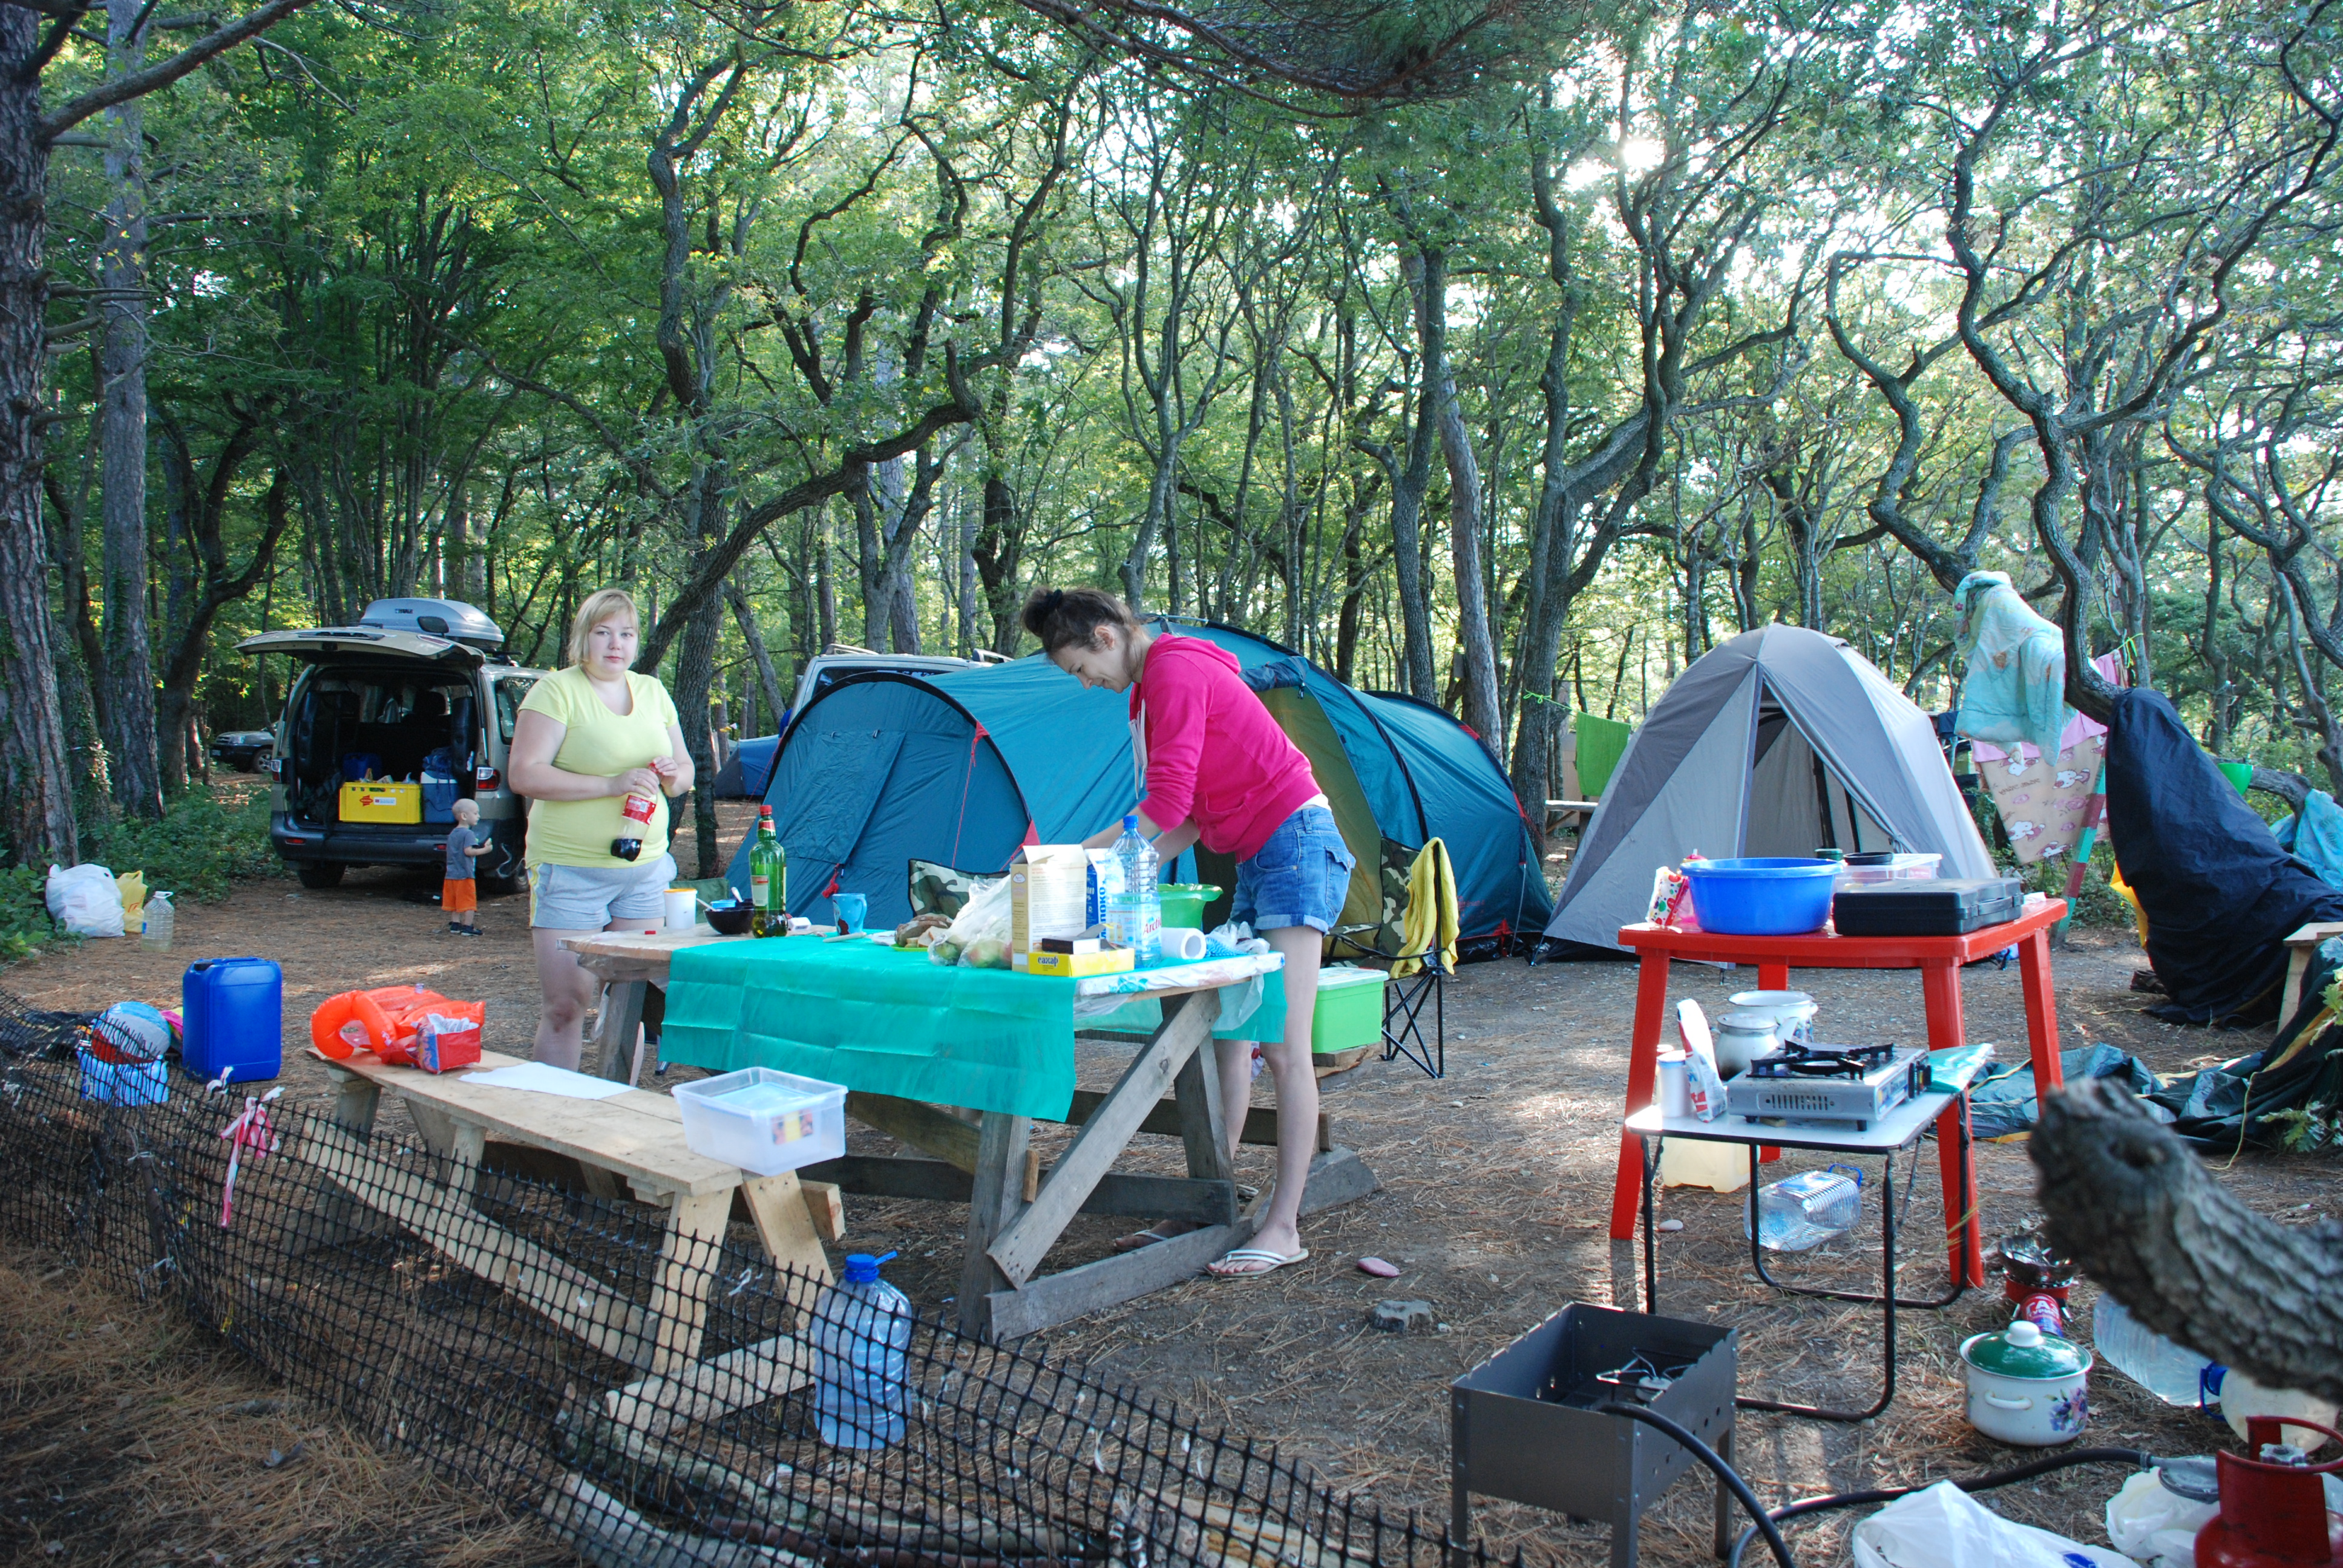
top-left (443, 799), bottom-right (490, 935)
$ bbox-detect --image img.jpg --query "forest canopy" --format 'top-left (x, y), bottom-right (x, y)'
top-left (4, 0), bottom-right (2341, 877)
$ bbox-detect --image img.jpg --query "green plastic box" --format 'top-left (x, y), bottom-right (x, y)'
top-left (1311, 964), bottom-right (1387, 1054)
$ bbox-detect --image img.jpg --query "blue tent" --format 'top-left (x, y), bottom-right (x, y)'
top-left (728, 620), bottom-right (1551, 950)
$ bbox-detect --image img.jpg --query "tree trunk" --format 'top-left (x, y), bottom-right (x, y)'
top-left (1411, 246), bottom-right (1502, 750)
top-left (96, 0), bottom-right (162, 817)
top-left (0, 15), bottom-right (81, 867)
top-left (2032, 1077), bottom-right (2343, 1404)
top-left (724, 578), bottom-right (788, 737)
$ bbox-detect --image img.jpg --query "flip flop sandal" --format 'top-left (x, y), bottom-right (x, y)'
top-left (1112, 1226), bottom-right (1181, 1253)
top-left (1208, 1247), bottom-right (1309, 1278)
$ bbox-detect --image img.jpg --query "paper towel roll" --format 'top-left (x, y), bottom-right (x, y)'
top-left (664, 887), bottom-right (698, 931)
top-left (1164, 926), bottom-right (1208, 961)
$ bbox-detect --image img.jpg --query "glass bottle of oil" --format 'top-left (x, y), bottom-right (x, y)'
top-left (750, 806), bottom-right (788, 936)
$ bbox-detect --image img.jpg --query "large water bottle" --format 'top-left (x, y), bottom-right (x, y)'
top-left (1112, 815), bottom-right (1161, 964)
top-left (809, 1250), bottom-right (914, 1449)
top-left (1744, 1165), bottom-right (1863, 1252)
top-left (2092, 1295), bottom-right (2224, 1407)
top-left (140, 891), bottom-right (175, 952)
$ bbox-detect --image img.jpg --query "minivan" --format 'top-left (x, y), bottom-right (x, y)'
top-left (240, 598), bottom-right (549, 890)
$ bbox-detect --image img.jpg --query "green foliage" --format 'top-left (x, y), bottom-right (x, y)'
top-left (0, 869), bottom-right (59, 963)
top-left (88, 791), bottom-right (284, 909)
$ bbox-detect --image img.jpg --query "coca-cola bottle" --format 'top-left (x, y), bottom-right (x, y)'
top-left (611, 786), bottom-right (657, 861)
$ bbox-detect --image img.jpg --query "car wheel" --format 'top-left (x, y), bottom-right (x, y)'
top-left (297, 861), bottom-right (346, 889)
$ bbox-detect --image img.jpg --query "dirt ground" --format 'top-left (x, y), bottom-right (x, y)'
top-left (6, 789), bottom-right (2338, 1566)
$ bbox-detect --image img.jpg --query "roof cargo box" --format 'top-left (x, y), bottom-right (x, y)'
top-left (358, 598), bottom-right (505, 650)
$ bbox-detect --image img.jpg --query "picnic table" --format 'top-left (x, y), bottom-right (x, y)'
top-left (1608, 898), bottom-right (2068, 1289)
top-left (568, 929), bottom-right (1381, 1342)
top-left (293, 1045), bottom-right (837, 1440)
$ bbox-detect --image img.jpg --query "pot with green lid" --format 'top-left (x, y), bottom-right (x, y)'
top-left (1959, 1319), bottom-right (2092, 1446)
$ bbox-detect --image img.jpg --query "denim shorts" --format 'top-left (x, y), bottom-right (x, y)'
top-left (1231, 805), bottom-right (1355, 934)
top-left (530, 853), bottom-right (676, 930)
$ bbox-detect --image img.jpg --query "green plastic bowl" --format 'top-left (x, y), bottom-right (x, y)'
top-left (1159, 883), bottom-right (1223, 931)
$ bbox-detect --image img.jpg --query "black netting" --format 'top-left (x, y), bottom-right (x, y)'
top-left (0, 1005), bottom-right (1508, 1568)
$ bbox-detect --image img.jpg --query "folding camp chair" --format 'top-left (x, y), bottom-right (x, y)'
top-left (1332, 838), bottom-right (1458, 1080)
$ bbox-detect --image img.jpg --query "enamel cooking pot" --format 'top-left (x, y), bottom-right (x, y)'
top-left (1959, 1319), bottom-right (2092, 1446)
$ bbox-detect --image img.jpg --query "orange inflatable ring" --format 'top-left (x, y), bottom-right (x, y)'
top-left (309, 990), bottom-right (396, 1060)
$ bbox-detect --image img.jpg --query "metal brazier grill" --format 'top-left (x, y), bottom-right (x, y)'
top-left (1450, 1304), bottom-right (1737, 1568)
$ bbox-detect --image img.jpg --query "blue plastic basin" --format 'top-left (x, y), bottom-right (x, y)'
top-left (1679, 858), bottom-right (1838, 936)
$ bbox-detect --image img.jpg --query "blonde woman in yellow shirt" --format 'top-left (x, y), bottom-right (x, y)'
top-left (506, 589), bottom-right (695, 1070)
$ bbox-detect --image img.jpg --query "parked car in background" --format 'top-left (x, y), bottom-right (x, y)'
top-left (209, 730), bottom-right (275, 772)
top-left (238, 598), bottom-right (548, 891)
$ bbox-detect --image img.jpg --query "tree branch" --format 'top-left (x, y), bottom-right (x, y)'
top-left (41, 0), bottom-right (319, 140)
top-left (2032, 1077), bottom-right (2343, 1405)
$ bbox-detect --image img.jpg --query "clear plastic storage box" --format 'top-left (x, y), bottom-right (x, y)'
top-left (672, 1066), bottom-right (848, 1176)
top-left (1833, 852), bottom-right (1941, 888)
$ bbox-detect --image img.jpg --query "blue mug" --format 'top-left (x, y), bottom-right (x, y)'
top-left (833, 893), bottom-right (868, 935)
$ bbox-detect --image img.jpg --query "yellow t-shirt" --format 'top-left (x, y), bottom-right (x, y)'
top-left (517, 665), bottom-right (683, 867)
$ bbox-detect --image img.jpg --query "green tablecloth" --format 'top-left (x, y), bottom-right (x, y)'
top-left (661, 938), bottom-right (1080, 1119)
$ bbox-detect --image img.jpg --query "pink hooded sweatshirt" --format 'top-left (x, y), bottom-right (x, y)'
top-left (1129, 633), bottom-right (1322, 863)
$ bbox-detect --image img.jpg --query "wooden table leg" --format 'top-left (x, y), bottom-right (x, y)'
top-left (290, 1068), bottom-right (387, 1255)
top-left (646, 1189), bottom-right (733, 1376)
top-left (986, 993), bottom-right (1213, 1286)
top-left (956, 1111), bottom-right (1031, 1342)
top-left (741, 1171), bottom-right (833, 1311)
top-left (1919, 958), bottom-right (1984, 1286)
top-left (593, 979), bottom-right (650, 1084)
top-left (1171, 1000), bottom-right (1233, 1184)
top-left (1608, 954), bottom-right (1673, 1240)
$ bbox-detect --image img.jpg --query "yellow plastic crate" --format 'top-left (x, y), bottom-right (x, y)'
top-left (340, 781), bottom-right (422, 824)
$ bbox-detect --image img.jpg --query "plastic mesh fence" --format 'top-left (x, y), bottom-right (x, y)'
top-left (0, 1013), bottom-right (1507, 1568)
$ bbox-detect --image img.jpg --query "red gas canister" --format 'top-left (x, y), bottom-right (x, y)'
top-left (2196, 1416), bottom-right (2343, 1568)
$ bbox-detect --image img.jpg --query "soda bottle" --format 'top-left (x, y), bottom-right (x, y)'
top-left (611, 788), bottom-right (657, 861)
top-left (749, 806), bottom-right (788, 937)
top-left (1112, 815), bottom-right (1160, 964)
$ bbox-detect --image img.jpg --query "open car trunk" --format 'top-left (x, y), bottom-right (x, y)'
top-left (282, 664), bottom-right (482, 830)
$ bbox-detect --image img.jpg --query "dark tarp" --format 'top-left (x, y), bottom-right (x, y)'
top-left (2106, 687), bottom-right (2343, 1024)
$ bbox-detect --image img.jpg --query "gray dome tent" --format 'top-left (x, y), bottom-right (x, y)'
top-left (1542, 624), bottom-right (1996, 955)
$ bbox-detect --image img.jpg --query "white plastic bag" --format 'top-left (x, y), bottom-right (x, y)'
top-left (1851, 1481), bottom-right (2135, 1568)
top-left (2105, 1469), bottom-right (2218, 1568)
top-left (929, 874), bottom-right (1011, 969)
top-left (45, 863), bottom-right (125, 938)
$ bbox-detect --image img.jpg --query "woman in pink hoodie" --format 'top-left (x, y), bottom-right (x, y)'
top-left (1023, 586), bottom-right (1354, 1277)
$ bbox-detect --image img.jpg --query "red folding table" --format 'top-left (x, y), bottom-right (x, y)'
top-left (1607, 898), bottom-right (2067, 1288)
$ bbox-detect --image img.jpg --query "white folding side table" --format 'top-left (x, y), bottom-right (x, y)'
top-left (1624, 1067), bottom-right (1984, 1423)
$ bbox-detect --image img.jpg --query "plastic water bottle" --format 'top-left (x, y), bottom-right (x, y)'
top-left (1111, 815), bottom-right (1161, 964)
top-left (140, 891), bottom-right (174, 952)
top-left (2092, 1295), bottom-right (2224, 1407)
top-left (810, 1250), bottom-right (914, 1448)
top-left (1745, 1165), bottom-right (1863, 1251)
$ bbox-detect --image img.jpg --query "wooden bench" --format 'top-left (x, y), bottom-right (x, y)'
top-left (2281, 921), bottom-right (2343, 1024)
top-left (294, 1047), bottom-right (839, 1439)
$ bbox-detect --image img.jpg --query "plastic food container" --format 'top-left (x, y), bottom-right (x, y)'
top-left (1157, 883), bottom-right (1223, 930)
top-left (1679, 858), bottom-right (1838, 936)
top-left (672, 1067), bottom-right (847, 1175)
top-left (1835, 852), bottom-right (1942, 888)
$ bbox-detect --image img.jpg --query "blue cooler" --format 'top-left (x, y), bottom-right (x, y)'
top-left (182, 957), bottom-right (284, 1083)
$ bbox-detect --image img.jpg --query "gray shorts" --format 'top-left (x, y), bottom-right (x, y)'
top-left (530, 854), bottom-right (677, 930)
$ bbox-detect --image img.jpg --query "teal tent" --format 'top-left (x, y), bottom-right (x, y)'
top-left (730, 619), bottom-right (1552, 952)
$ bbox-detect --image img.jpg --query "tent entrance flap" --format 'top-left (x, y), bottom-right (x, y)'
top-left (1746, 701), bottom-right (1887, 857)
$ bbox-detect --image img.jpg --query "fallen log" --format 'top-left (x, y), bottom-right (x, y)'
top-left (2030, 1077), bottom-right (2343, 1404)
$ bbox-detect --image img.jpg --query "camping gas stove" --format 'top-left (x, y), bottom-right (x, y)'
top-left (1726, 1042), bottom-right (1931, 1129)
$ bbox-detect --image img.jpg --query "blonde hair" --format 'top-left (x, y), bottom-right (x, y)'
top-left (566, 587), bottom-right (641, 667)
